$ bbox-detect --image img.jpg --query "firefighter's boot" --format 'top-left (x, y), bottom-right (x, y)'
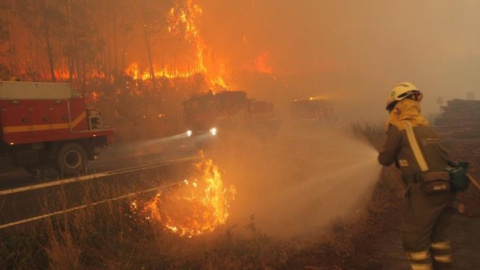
top-left (431, 241), bottom-right (455, 270)
top-left (406, 250), bottom-right (433, 270)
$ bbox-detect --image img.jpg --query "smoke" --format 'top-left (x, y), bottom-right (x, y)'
top-left (215, 120), bottom-right (381, 239)
top-left (197, 0), bottom-right (480, 121)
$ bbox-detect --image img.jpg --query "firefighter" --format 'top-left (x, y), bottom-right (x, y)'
top-left (378, 82), bottom-right (457, 270)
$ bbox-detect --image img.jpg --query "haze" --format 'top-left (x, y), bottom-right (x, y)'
top-left (215, 122), bottom-right (381, 239)
top-left (196, 0), bottom-right (480, 121)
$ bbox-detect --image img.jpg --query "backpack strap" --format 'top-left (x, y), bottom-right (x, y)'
top-left (405, 121), bottom-right (429, 172)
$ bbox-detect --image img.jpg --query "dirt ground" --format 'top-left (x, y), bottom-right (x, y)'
top-left (371, 136), bottom-right (480, 270)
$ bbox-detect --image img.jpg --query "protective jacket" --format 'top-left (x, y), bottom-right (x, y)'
top-left (377, 98), bottom-right (456, 270)
top-left (378, 99), bottom-right (453, 182)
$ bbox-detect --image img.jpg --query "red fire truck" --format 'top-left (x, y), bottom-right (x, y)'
top-left (0, 81), bottom-right (114, 177)
top-left (182, 90), bottom-right (279, 139)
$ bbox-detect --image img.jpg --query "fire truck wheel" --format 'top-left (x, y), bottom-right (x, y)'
top-left (56, 143), bottom-right (87, 176)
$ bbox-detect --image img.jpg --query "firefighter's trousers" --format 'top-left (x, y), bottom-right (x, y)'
top-left (401, 183), bottom-right (456, 270)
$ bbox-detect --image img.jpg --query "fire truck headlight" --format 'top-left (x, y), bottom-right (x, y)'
top-left (186, 130), bottom-right (193, 137)
top-left (209, 127), bottom-right (217, 136)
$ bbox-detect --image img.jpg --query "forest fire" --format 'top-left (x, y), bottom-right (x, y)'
top-left (122, 0), bottom-right (230, 90)
top-left (136, 156), bottom-right (236, 237)
top-left (125, 62), bottom-right (200, 80)
top-left (2, 0), bottom-right (264, 92)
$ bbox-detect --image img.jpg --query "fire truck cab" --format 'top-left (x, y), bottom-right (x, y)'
top-left (247, 99), bottom-right (280, 137)
top-left (0, 81), bottom-right (114, 177)
top-left (183, 90), bottom-right (248, 137)
top-left (182, 90), bottom-right (279, 140)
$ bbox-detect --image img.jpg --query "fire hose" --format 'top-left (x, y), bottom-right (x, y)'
top-left (467, 174), bottom-right (480, 194)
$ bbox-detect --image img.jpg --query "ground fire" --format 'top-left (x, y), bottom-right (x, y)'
top-left (133, 155), bottom-right (236, 237)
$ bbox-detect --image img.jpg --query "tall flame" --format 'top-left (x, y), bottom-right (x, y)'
top-left (168, 0), bottom-right (207, 75)
top-left (122, 0), bottom-right (232, 90)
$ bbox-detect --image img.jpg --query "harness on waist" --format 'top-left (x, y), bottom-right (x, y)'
top-left (405, 121), bottom-right (451, 193)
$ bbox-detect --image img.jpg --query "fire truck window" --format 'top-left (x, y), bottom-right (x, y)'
top-left (217, 97), bottom-right (223, 108)
top-left (227, 96), bottom-right (242, 109)
top-left (185, 100), bottom-right (200, 113)
top-left (192, 101), bottom-right (200, 111)
top-left (235, 97), bottom-right (242, 108)
top-left (207, 99), bottom-right (215, 110)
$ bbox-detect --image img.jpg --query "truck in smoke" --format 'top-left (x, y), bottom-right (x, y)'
top-left (182, 90), bottom-right (279, 142)
top-left (0, 81), bottom-right (114, 177)
top-left (290, 97), bottom-right (335, 121)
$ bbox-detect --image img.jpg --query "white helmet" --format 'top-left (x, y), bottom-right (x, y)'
top-left (386, 82), bottom-right (422, 111)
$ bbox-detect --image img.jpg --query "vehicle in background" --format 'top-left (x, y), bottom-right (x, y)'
top-left (182, 90), bottom-right (279, 142)
top-left (290, 97), bottom-right (334, 121)
top-left (0, 81), bottom-right (114, 177)
top-left (247, 99), bottom-right (280, 139)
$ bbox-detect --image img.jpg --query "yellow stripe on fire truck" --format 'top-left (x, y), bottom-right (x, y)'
top-left (3, 112), bottom-right (86, 134)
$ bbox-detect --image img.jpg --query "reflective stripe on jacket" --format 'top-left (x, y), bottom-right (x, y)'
top-left (378, 123), bottom-right (451, 183)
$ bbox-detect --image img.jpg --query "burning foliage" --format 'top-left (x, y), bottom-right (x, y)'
top-left (132, 156), bottom-right (236, 237)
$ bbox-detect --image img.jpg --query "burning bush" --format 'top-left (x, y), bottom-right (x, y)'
top-left (134, 156), bottom-right (236, 237)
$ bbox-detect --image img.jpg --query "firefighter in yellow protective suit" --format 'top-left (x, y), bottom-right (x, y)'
top-left (378, 82), bottom-right (457, 270)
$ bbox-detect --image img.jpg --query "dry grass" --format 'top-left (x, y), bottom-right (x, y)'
top-left (348, 121), bottom-right (386, 151)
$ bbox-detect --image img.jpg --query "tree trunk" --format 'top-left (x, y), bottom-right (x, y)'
top-left (65, 0), bottom-right (76, 82)
top-left (112, 3), bottom-right (118, 80)
top-left (6, 8), bottom-right (18, 78)
top-left (41, 0), bottom-right (56, 82)
top-left (140, 0), bottom-right (156, 85)
top-left (143, 24), bottom-right (156, 81)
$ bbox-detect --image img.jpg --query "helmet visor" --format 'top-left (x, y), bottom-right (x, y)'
top-left (397, 90), bottom-right (422, 101)
top-left (386, 90), bottom-right (422, 112)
